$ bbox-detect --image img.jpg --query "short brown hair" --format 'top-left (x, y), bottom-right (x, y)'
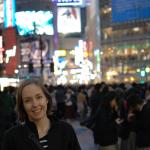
top-left (16, 78), bottom-right (52, 122)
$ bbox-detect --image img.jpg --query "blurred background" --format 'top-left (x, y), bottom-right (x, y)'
top-left (0, 0), bottom-right (150, 90)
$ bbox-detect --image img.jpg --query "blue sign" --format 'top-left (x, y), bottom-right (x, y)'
top-left (112, 0), bottom-right (150, 23)
top-left (52, 0), bottom-right (83, 6)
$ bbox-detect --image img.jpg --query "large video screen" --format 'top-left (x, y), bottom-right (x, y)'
top-left (112, 0), bottom-right (150, 23)
top-left (57, 7), bottom-right (81, 34)
top-left (15, 11), bottom-right (54, 35)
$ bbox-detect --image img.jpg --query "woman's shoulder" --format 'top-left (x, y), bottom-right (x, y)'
top-left (53, 119), bottom-right (73, 130)
top-left (4, 124), bottom-right (25, 137)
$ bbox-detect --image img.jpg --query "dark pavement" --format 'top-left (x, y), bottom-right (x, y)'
top-left (69, 120), bottom-right (97, 150)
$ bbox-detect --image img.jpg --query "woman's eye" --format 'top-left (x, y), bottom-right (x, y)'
top-left (37, 95), bottom-right (43, 100)
top-left (24, 99), bottom-right (31, 103)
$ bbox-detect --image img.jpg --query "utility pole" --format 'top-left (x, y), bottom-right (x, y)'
top-left (39, 35), bottom-right (44, 78)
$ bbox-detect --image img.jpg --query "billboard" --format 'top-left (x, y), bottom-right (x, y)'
top-left (57, 7), bottom-right (81, 34)
top-left (3, 27), bottom-right (17, 76)
top-left (15, 11), bottom-right (54, 36)
top-left (112, 0), bottom-right (150, 23)
top-left (20, 39), bottom-right (50, 77)
top-left (20, 39), bottom-right (50, 65)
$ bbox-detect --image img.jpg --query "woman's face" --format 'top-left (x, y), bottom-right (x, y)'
top-left (22, 84), bottom-right (48, 122)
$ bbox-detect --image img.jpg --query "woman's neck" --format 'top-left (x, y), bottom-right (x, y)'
top-left (35, 117), bottom-right (51, 138)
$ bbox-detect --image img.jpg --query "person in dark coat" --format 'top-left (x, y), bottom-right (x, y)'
top-left (127, 93), bottom-right (150, 150)
top-left (55, 85), bottom-right (66, 119)
top-left (93, 91), bottom-right (119, 150)
top-left (0, 88), bottom-right (16, 149)
top-left (1, 79), bottom-right (81, 150)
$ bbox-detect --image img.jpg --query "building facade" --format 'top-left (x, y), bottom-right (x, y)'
top-left (99, 0), bottom-right (150, 83)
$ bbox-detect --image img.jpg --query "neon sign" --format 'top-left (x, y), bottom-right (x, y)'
top-left (4, 0), bottom-right (16, 28)
top-left (5, 45), bottom-right (16, 63)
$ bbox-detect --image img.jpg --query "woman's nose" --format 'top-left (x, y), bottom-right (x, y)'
top-left (32, 99), bottom-right (39, 107)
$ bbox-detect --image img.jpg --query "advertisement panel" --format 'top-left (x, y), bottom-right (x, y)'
top-left (3, 27), bottom-right (17, 76)
top-left (112, 0), bottom-right (150, 23)
top-left (20, 39), bottom-right (49, 64)
top-left (15, 11), bottom-right (54, 36)
top-left (20, 39), bottom-right (50, 77)
top-left (57, 7), bottom-right (81, 34)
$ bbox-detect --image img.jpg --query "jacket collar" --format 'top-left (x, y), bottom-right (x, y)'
top-left (24, 115), bottom-right (59, 138)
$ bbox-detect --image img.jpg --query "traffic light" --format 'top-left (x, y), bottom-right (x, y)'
top-left (28, 62), bottom-right (34, 73)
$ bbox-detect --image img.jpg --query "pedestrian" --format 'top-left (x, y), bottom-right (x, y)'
top-left (127, 93), bottom-right (150, 150)
top-left (93, 91), bottom-right (119, 150)
top-left (1, 79), bottom-right (81, 150)
top-left (0, 87), bottom-right (16, 149)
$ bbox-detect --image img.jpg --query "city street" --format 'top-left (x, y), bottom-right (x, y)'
top-left (69, 120), bottom-right (97, 150)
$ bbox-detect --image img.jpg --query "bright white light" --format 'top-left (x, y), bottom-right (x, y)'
top-left (0, 78), bottom-right (19, 91)
top-left (57, 7), bottom-right (81, 34)
top-left (23, 64), bottom-right (28, 68)
top-left (14, 69), bottom-right (19, 74)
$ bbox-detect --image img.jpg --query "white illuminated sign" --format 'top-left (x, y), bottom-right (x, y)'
top-left (52, 0), bottom-right (84, 6)
top-left (57, 7), bottom-right (81, 34)
top-left (5, 45), bottom-right (16, 63)
top-left (0, 2), bottom-right (3, 24)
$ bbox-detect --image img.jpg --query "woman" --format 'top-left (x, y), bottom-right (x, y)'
top-left (93, 91), bottom-right (119, 150)
top-left (1, 79), bottom-right (81, 150)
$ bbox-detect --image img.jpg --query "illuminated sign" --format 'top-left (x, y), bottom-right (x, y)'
top-left (20, 40), bottom-right (49, 64)
top-left (15, 11), bottom-right (54, 36)
top-left (0, 2), bottom-right (3, 24)
top-left (4, 0), bottom-right (16, 28)
top-left (57, 7), bottom-right (81, 34)
top-left (52, 0), bottom-right (84, 6)
top-left (5, 45), bottom-right (16, 63)
top-left (54, 50), bottom-right (67, 57)
top-left (3, 27), bottom-right (17, 76)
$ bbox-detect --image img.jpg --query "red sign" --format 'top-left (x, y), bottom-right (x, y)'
top-left (3, 27), bottom-right (18, 76)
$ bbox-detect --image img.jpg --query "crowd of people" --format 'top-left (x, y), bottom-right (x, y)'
top-left (0, 79), bottom-right (150, 150)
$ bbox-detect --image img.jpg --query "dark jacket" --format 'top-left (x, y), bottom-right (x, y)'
top-left (1, 117), bottom-right (81, 150)
top-left (135, 101), bottom-right (150, 148)
top-left (93, 107), bottom-right (118, 146)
